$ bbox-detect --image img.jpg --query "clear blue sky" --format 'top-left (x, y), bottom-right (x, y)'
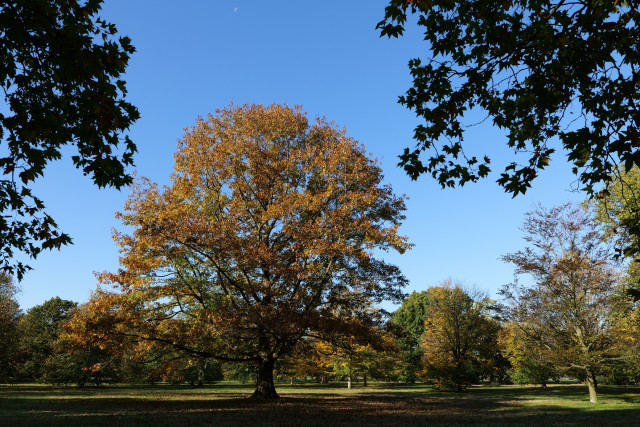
top-left (17, 0), bottom-right (583, 311)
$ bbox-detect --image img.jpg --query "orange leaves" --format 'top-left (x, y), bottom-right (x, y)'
top-left (84, 103), bottom-right (410, 378)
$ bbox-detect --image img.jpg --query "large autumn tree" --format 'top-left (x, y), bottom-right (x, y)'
top-left (0, 0), bottom-right (139, 278)
top-left (378, 1), bottom-right (640, 197)
top-left (501, 203), bottom-right (635, 403)
top-left (78, 104), bottom-right (410, 398)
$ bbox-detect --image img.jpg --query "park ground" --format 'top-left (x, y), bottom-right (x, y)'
top-left (1, 382), bottom-right (639, 426)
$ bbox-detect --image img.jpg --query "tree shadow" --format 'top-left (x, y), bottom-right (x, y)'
top-left (1, 384), bottom-right (639, 426)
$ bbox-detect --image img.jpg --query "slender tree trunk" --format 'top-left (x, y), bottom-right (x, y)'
top-left (347, 375), bottom-right (352, 389)
top-left (290, 376), bottom-right (294, 386)
top-left (585, 369), bottom-right (598, 404)
top-left (363, 373), bottom-right (367, 387)
top-left (251, 359), bottom-right (278, 399)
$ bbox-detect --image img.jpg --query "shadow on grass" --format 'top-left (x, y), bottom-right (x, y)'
top-left (1, 384), bottom-right (639, 426)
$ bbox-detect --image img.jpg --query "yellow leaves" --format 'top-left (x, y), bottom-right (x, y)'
top-left (82, 102), bottom-right (411, 369)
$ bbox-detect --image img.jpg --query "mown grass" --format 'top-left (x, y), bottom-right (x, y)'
top-left (1, 382), bottom-right (639, 426)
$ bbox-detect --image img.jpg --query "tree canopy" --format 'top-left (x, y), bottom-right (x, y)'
top-left (74, 104), bottom-right (410, 399)
top-left (378, 1), bottom-right (640, 197)
top-left (18, 297), bottom-right (77, 380)
top-left (421, 283), bottom-right (500, 391)
top-left (0, 0), bottom-right (139, 279)
top-left (501, 203), bottom-right (634, 403)
top-left (391, 290), bottom-right (431, 382)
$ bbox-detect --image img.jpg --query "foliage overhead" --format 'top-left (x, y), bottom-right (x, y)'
top-left (378, 1), bottom-right (640, 197)
top-left (76, 104), bottom-right (410, 398)
top-left (0, 0), bottom-right (139, 279)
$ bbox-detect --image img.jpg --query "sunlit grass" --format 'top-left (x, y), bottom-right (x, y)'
top-left (1, 382), bottom-right (639, 426)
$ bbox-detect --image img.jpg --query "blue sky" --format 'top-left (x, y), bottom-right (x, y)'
top-left (16, 0), bottom-right (583, 310)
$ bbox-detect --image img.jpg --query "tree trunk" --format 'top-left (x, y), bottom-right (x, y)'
top-left (585, 369), bottom-right (598, 404)
top-left (321, 372), bottom-right (328, 384)
top-left (363, 373), bottom-right (367, 387)
top-left (290, 376), bottom-right (294, 386)
top-left (347, 375), bottom-right (352, 389)
top-left (251, 359), bottom-right (278, 399)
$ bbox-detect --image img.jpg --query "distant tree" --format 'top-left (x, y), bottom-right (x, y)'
top-left (49, 302), bottom-right (122, 386)
top-left (223, 363), bottom-right (256, 384)
top-left (377, 1), bottom-right (640, 198)
top-left (18, 297), bottom-right (77, 380)
top-left (43, 346), bottom-right (120, 387)
top-left (421, 282), bottom-right (500, 391)
top-left (501, 203), bottom-right (636, 403)
top-left (181, 359), bottom-right (224, 386)
top-left (391, 290), bottom-right (431, 382)
top-left (0, 0), bottom-right (139, 279)
top-left (68, 104), bottom-right (410, 399)
top-left (0, 273), bottom-right (21, 380)
top-left (322, 330), bottom-right (400, 388)
top-left (155, 357), bottom-right (224, 386)
top-left (499, 322), bottom-right (560, 388)
top-left (275, 339), bottom-right (328, 384)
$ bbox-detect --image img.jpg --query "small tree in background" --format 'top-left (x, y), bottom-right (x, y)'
top-left (501, 203), bottom-right (636, 403)
top-left (421, 282), bottom-right (500, 391)
top-left (18, 297), bottom-right (77, 381)
top-left (391, 290), bottom-right (431, 383)
top-left (499, 322), bottom-right (559, 388)
top-left (0, 273), bottom-right (21, 381)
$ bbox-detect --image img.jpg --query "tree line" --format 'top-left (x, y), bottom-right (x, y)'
top-left (1, 122), bottom-right (639, 404)
top-left (0, 167), bottom-right (640, 402)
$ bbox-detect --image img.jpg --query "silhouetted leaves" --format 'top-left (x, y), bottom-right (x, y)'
top-left (0, 0), bottom-right (139, 278)
top-left (379, 1), bottom-right (640, 197)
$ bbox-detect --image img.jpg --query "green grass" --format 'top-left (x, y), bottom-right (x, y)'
top-left (1, 382), bottom-right (639, 426)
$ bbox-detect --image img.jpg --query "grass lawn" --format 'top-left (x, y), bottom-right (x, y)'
top-left (1, 382), bottom-right (639, 426)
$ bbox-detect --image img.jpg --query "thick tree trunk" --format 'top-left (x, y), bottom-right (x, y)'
top-left (251, 359), bottom-right (278, 399)
top-left (586, 370), bottom-right (598, 404)
top-left (321, 372), bottom-right (328, 384)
